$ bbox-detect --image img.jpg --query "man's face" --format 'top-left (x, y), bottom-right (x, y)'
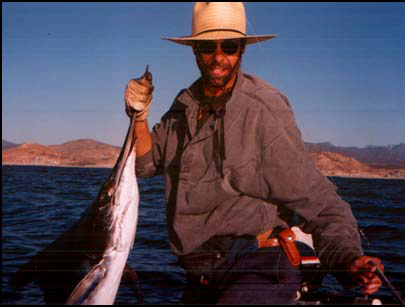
top-left (193, 39), bottom-right (245, 88)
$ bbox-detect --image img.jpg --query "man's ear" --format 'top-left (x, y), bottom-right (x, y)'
top-left (241, 43), bottom-right (246, 54)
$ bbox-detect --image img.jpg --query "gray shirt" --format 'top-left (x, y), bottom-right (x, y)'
top-left (136, 70), bottom-right (363, 270)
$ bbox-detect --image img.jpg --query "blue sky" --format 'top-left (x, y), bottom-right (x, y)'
top-left (3, 2), bottom-right (404, 147)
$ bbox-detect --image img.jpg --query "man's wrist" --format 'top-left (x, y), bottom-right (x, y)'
top-left (135, 110), bottom-right (149, 122)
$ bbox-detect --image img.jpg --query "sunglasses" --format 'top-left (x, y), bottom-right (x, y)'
top-left (195, 40), bottom-right (242, 55)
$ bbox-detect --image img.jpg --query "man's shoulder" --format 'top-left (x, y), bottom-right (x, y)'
top-left (161, 89), bottom-right (191, 117)
top-left (240, 72), bottom-right (291, 111)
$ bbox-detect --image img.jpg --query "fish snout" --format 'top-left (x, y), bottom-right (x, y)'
top-left (139, 65), bottom-right (153, 86)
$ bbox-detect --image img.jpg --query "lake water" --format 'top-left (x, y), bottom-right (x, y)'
top-left (2, 165), bottom-right (404, 304)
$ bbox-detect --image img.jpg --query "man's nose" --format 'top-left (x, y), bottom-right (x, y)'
top-left (213, 42), bottom-right (226, 60)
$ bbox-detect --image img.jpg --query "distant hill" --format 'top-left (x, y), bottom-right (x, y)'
top-left (2, 139), bottom-right (120, 168)
top-left (310, 151), bottom-right (403, 179)
top-left (305, 142), bottom-right (405, 168)
top-left (2, 140), bottom-right (20, 150)
top-left (2, 138), bottom-right (404, 178)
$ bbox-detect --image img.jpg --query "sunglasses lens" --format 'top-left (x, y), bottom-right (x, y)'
top-left (196, 41), bottom-right (217, 54)
top-left (196, 40), bottom-right (240, 55)
top-left (221, 41), bottom-right (239, 55)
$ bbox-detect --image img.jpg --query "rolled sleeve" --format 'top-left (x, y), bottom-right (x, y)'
top-left (135, 119), bottom-right (168, 178)
top-left (135, 150), bottom-right (156, 178)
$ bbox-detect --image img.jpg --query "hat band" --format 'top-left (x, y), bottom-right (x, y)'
top-left (194, 28), bottom-right (247, 38)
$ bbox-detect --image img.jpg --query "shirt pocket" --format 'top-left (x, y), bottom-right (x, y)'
top-left (183, 163), bottom-right (240, 215)
top-left (229, 157), bottom-right (262, 199)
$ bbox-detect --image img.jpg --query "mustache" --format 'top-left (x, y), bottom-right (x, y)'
top-left (208, 61), bottom-right (231, 71)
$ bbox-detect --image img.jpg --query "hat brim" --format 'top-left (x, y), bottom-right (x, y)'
top-left (161, 32), bottom-right (277, 46)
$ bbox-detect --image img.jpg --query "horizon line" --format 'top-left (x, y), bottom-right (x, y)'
top-left (2, 137), bottom-right (404, 150)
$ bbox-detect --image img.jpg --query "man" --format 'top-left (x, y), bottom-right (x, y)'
top-left (125, 2), bottom-right (383, 304)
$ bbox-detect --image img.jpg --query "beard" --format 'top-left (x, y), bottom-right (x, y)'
top-left (196, 55), bottom-right (242, 89)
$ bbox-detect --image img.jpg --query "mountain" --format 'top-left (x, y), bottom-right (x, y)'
top-left (49, 139), bottom-right (121, 166)
top-left (305, 142), bottom-right (405, 168)
top-left (310, 151), bottom-right (403, 178)
top-left (2, 140), bottom-right (20, 150)
top-left (2, 139), bottom-right (120, 168)
top-left (2, 139), bottom-right (404, 178)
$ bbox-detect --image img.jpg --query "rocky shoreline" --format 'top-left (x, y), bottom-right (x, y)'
top-left (2, 163), bottom-right (114, 169)
top-left (310, 152), bottom-right (404, 179)
top-left (2, 139), bottom-right (404, 180)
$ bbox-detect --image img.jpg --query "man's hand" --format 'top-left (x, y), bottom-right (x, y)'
top-left (348, 256), bottom-right (384, 295)
top-left (125, 67), bottom-right (154, 121)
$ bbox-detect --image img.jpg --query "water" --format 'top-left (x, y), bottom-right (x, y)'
top-left (2, 165), bottom-right (404, 304)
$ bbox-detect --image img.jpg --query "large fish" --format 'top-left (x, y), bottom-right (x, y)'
top-left (10, 67), bottom-right (153, 305)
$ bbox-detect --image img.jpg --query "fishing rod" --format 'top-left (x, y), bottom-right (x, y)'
top-left (368, 260), bottom-right (405, 305)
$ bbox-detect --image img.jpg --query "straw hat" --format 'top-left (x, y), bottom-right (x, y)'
top-left (161, 2), bottom-right (277, 46)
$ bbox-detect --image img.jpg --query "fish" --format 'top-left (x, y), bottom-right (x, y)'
top-left (10, 66), bottom-right (153, 305)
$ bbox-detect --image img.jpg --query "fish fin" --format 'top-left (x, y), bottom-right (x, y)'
top-left (65, 263), bottom-right (105, 305)
top-left (9, 237), bottom-right (63, 290)
top-left (9, 257), bottom-right (37, 290)
top-left (9, 223), bottom-right (83, 304)
top-left (123, 263), bottom-right (144, 304)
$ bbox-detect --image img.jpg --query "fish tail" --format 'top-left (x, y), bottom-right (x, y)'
top-left (9, 257), bottom-right (37, 290)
